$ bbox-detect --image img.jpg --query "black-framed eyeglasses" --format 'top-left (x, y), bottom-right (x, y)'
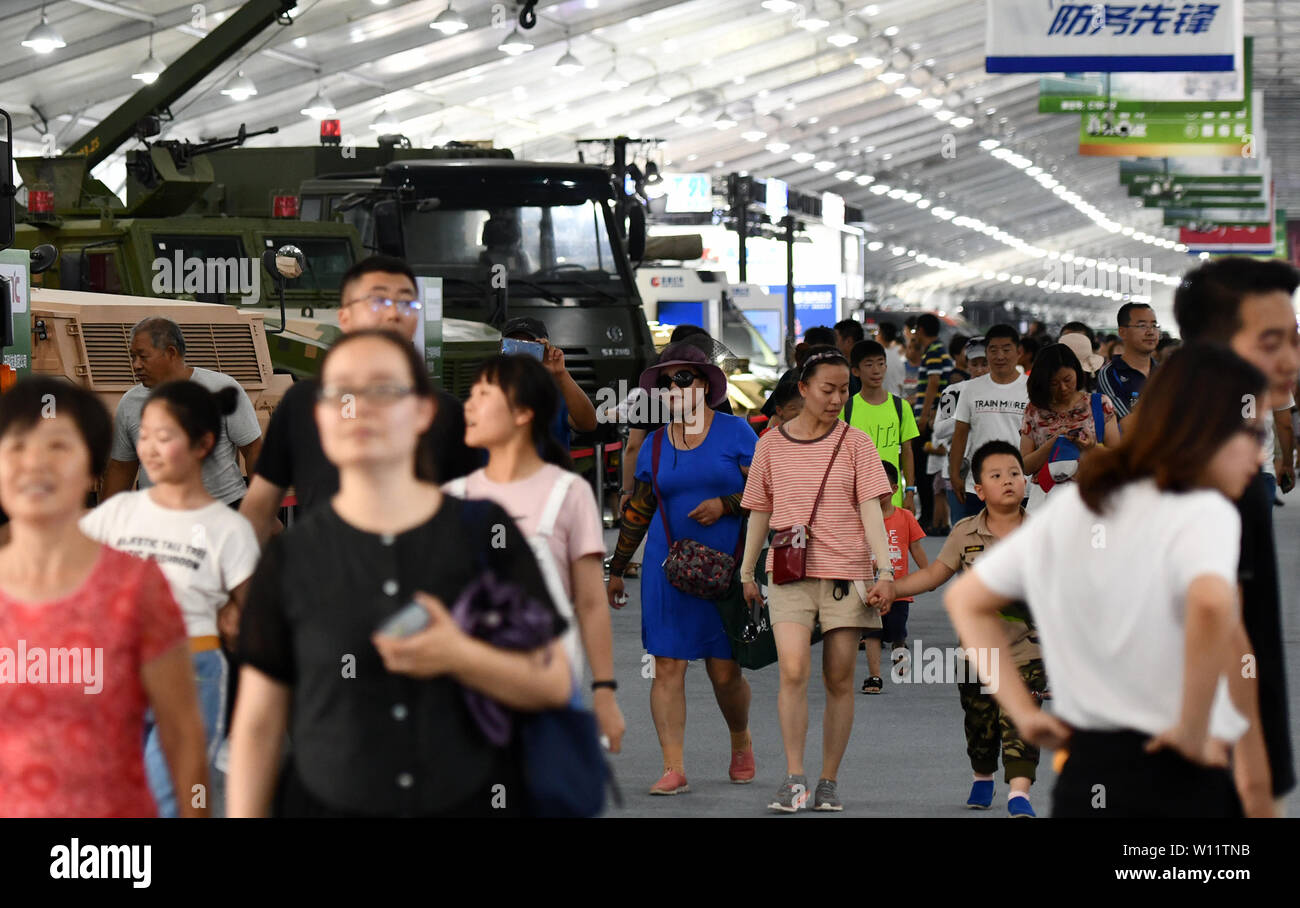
top-left (657, 369), bottom-right (701, 390)
top-left (342, 295), bottom-right (423, 314)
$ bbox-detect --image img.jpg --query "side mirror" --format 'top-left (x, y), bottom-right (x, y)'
top-left (628, 204), bottom-right (646, 263)
top-left (30, 244), bottom-right (58, 275)
top-left (373, 200), bottom-right (403, 257)
top-left (262, 244), bottom-right (304, 287)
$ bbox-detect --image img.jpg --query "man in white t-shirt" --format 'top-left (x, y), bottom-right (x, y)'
top-left (101, 318), bottom-right (262, 506)
top-left (949, 325), bottom-right (1028, 521)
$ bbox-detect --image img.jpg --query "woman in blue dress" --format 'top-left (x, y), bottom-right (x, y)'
top-left (607, 341), bottom-right (757, 796)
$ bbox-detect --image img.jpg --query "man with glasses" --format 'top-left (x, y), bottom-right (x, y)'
top-left (1096, 303), bottom-right (1160, 432)
top-left (239, 255), bottom-right (477, 544)
top-left (101, 317), bottom-right (263, 506)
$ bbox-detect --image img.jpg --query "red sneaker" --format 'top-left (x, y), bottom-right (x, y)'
top-left (729, 747), bottom-right (756, 784)
top-left (649, 769), bottom-right (690, 795)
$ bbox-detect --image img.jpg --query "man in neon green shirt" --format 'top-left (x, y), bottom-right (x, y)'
top-left (841, 340), bottom-right (918, 510)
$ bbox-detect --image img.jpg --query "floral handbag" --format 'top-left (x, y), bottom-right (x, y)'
top-left (650, 428), bottom-right (742, 600)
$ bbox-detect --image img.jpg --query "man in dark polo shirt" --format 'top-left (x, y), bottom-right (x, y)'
top-left (239, 255), bottom-right (477, 544)
top-left (1175, 257), bottom-right (1300, 813)
top-left (1096, 302), bottom-right (1160, 431)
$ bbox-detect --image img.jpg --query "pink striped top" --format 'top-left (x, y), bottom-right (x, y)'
top-left (742, 423), bottom-right (892, 580)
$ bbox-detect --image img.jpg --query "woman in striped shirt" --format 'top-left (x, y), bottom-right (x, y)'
top-left (739, 346), bottom-right (898, 813)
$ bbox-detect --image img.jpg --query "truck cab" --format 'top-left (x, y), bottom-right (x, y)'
top-left (301, 158), bottom-right (657, 401)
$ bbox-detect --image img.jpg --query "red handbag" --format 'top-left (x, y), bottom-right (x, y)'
top-left (771, 423), bottom-right (849, 586)
top-left (650, 428), bottom-right (744, 601)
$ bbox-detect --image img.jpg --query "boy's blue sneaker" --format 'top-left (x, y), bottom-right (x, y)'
top-left (966, 779), bottom-right (995, 809)
top-left (1008, 796), bottom-right (1037, 818)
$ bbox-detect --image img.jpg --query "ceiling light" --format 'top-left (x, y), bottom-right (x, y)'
top-left (675, 107), bottom-right (703, 127)
top-left (916, 97), bottom-right (943, 110)
top-left (978, 138), bottom-right (1000, 150)
top-left (854, 55), bottom-right (884, 68)
top-left (867, 240), bottom-right (884, 251)
top-left (132, 30), bottom-right (166, 84)
top-left (741, 127), bottom-right (767, 142)
top-left (854, 174), bottom-right (875, 186)
top-left (22, 9), bottom-right (65, 54)
top-left (869, 183), bottom-right (890, 195)
top-left (761, 0), bottom-right (800, 10)
top-left (877, 71), bottom-right (906, 84)
top-left (714, 110), bottom-right (738, 129)
top-left (791, 151), bottom-right (816, 163)
top-left (862, 4), bottom-right (880, 14)
top-left (765, 141), bottom-right (791, 153)
top-left (301, 86), bottom-right (336, 119)
top-left (895, 86), bottom-right (922, 99)
top-left (814, 160), bottom-right (836, 172)
top-left (645, 80), bottom-right (672, 105)
top-left (933, 109), bottom-right (954, 122)
top-left (915, 199), bottom-right (930, 209)
top-left (370, 109), bottom-right (400, 132)
top-left (602, 63), bottom-right (630, 91)
top-left (797, 6), bottom-right (831, 30)
top-left (890, 246), bottom-right (906, 256)
top-left (836, 170), bottom-right (855, 180)
top-left (887, 188), bottom-right (906, 199)
top-left (554, 46), bottom-right (585, 75)
top-left (498, 27), bottom-right (534, 55)
top-left (429, 2), bottom-right (470, 34)
top-left (949, 116), bottom-right (973, 128)
top-left (220, 70), bottom-right (258, 101)
top-left (883, 25), bottom-right (900, 36)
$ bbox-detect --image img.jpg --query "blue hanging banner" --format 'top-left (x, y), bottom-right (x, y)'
top-left (986, 1), bottom-right (1242, 73)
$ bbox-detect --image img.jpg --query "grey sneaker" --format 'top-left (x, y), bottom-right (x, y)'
top-left (813, 778), bottom-right (843, 811)
top-left (768, 774), bottom-right (809, 813)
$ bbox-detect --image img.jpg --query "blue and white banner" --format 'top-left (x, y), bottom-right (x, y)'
top-left (987, 1), bottom-right (1242, 73)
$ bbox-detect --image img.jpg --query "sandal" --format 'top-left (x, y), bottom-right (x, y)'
top-left (861, 676), bottom-right (883, 695)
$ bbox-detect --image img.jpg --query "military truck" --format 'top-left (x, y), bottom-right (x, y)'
top-left (0, 246), bottom-right (286, 433)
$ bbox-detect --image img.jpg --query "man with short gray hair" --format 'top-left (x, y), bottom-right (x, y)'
top-left (101, 317), bottom-right (262, 505)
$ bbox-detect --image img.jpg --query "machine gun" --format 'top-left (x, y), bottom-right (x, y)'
top-left (126, 122), bottom-right (280, 193)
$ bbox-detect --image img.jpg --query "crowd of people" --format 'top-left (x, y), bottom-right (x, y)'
top-left (0, 252), bottom-right (1295, 819)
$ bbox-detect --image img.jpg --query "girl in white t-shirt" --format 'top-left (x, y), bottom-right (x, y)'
top-left (945, 344), bottom-right (1275, 818)
top-left (82, 381), bottom-right (260, 817)
top-left (448, 354), bottom-right (625, 755)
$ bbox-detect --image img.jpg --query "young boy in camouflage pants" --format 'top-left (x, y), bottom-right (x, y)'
top-left (889, 440), bottom-right (1047, 817)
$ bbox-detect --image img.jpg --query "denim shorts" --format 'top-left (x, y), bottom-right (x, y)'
top-left (144, 648), bottom-right (228, 818)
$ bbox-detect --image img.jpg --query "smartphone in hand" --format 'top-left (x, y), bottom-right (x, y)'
top-left (376, 601), bottom-right (431, 638)
top-left (501, 338), bottom-right (545, 361)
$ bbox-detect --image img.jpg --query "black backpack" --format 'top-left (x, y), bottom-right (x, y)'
top-left (843, 391), bottom-right (904, 441)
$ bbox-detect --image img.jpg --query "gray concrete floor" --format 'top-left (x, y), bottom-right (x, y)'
top-left (598, 486), bottom-right (1300, 818)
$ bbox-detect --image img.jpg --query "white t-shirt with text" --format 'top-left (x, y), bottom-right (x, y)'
top-left (953, 372), bottom-right (1029, 492)
top-left (80, 490), bottom-right (260, 638)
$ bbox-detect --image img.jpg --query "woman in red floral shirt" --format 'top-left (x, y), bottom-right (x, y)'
top-left (0, 379), bottom-right (207, 817)
top-left (1020, 344), bottom-right (1120, 507)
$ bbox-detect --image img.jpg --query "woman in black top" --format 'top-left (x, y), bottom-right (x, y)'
top-left (227, 329), bottom-right (570, 818)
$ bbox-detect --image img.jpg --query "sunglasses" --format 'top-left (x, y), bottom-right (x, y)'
top-left (657, 369), bottom-right (702, 390)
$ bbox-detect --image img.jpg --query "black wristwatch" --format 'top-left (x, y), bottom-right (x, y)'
top-left (591, 679), bottom-right (618, 692)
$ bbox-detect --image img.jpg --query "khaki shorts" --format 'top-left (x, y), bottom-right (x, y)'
top-left (767, 577), bottom-right (882, 632)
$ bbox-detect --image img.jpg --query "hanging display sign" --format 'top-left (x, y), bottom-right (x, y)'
top-left (1040, 36), bottom-right (1250, 112)
top-left (987, 1), bottom-right (1242, 73)
top-left (1078, 87), bottom-right (1256, 157)
top-left (1179, 185), bottom-right (1276, 252)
